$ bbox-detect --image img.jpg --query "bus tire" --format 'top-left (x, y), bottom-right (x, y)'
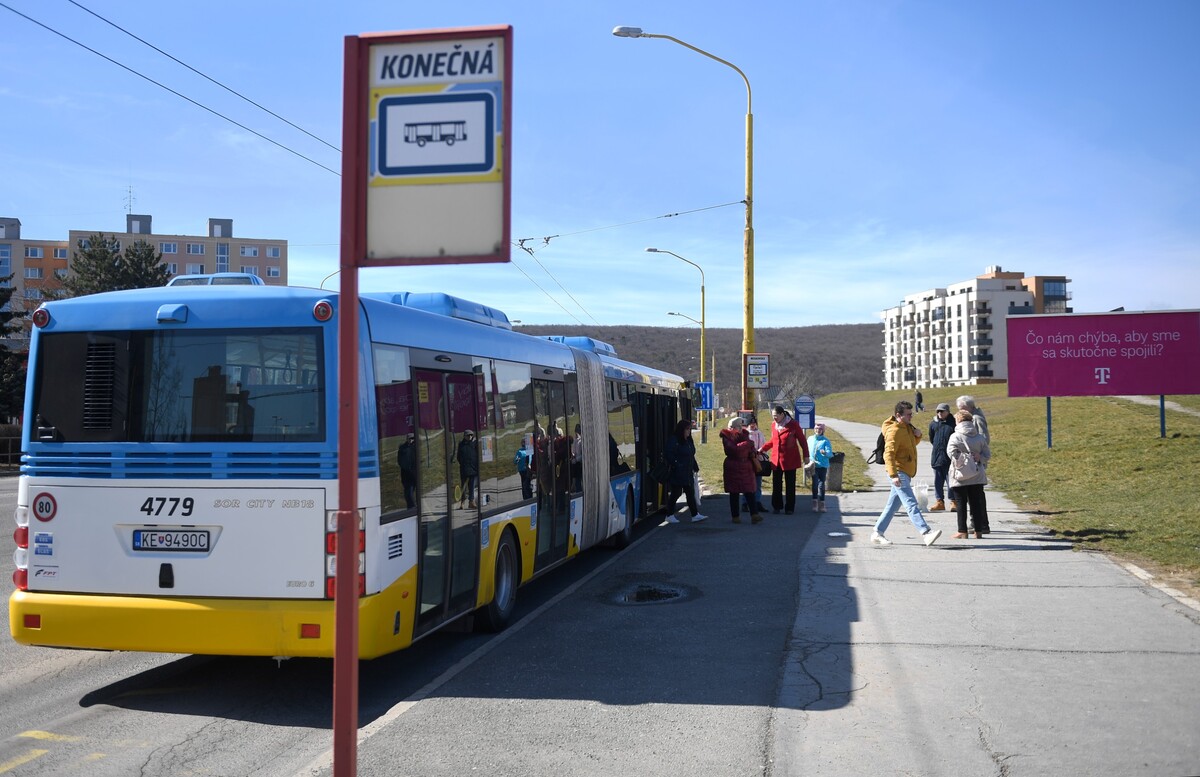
top-left (477, 529), bottom-right (519, 632)
top-left (612, 490), bottom-right (636, 549)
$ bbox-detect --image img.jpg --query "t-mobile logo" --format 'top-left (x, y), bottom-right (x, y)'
top-left (1095, 367), bottom-right (1111, 384)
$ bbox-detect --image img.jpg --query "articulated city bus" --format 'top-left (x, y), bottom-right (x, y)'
top-left (10, 284), bottom-right (693, 659)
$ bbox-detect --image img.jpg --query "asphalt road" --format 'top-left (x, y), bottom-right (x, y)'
top-left (3, 416), bottom-right (1199, 777)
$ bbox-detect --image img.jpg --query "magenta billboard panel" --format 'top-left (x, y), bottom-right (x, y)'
top-left (1007, 311), bottom-right (1200, 397)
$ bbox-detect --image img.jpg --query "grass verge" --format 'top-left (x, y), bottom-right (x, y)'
top-left (814, 385), bottom-right (1200, 595)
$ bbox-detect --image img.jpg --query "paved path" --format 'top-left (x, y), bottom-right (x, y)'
top-left (768, 415), bottom-right (1200, 776)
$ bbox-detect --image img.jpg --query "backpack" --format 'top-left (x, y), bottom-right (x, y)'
top-left (867, 432), bottom-right (885, 466)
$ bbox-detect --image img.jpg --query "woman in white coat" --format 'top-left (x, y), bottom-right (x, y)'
top-left (946, 409), bottom-right (991, 538)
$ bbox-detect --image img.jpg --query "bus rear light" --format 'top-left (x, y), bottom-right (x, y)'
top-left (313, 300), bottom-right (333, 322)
top-left (323, 575), bottom-right (365, 600)
top-left (299, 623), bottom-right (321, 639)
top-left (23, 613), bottom-right (40, 629)
top-left (14, 505), bottom-right (29, 527)
top-left (324, 530), bottom-right (365, 554)
top-left (32, 307), bottom-right (50, 328)
top-left (13, 569), bottom-right (27, 591)
top-left (13, 525), bottom-right (27, 547)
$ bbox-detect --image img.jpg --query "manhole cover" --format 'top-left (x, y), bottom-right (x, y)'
top-left (619, 584), bottom-right (686, 605)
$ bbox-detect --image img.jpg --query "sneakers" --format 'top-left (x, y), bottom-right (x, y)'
top-left (665, 514), bottom-right (680, 524)
top-left (692, 513), bottom-right (708, 523)
top-left (923, 528), bottom-right (942, 546)
top-left (870, 532), bottom-right (892, 545)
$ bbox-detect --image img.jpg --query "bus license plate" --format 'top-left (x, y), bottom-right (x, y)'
top-left (132, 529), bottom-right (210, 552)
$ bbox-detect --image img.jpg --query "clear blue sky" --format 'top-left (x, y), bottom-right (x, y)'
top-left (2, 1), bottom-right (1197, 328)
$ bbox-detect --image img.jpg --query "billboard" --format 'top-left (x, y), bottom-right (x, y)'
top-left (1006, 310), bottom-right (1200, 397)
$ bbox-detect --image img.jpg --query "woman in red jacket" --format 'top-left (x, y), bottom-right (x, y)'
top-left (759, 405), bottom-right (810, 515)
top-left (720, 417), bottom-right (762, 524)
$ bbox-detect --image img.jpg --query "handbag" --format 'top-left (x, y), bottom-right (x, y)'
top-left (756, 452), bottom-right (772, 476)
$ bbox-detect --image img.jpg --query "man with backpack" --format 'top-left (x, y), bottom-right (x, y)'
top-left (870, 400), bottom-right (942, 546)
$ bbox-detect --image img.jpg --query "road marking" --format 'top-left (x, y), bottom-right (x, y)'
top-left (0, 749), bottom-right (50, 773)
top-left (19, 730), bottom-right (81, 742)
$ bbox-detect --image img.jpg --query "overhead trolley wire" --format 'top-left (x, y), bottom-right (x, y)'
top-left (65, 0), bottom-right (340, 153)
top-left (0, 1), bottom-right (340, 176)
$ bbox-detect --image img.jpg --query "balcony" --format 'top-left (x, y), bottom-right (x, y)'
top-left (972, 336), bottom-right (993, 347)
top-left (973, 316), bottom-right (992, 331)
top-left (970, 352), bottom-right (993, 363)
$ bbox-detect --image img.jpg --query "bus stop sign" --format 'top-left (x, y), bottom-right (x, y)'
top-left (794, 394), bottom-right (815, 429)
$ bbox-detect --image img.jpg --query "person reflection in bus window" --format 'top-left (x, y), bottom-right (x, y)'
top-left (571, 423), bottom-right (583, 492)
top-left (552, 422), bottom-right (571, 506)
top-left (397, 433), bottom-right (417, 509)
top-left (514, 438), bottom-right (534, 500)
top-left (455, 430), bottom-right (479, 509)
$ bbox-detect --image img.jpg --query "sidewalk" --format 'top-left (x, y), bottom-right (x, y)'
top-left (770, 415), bottom-right (1200, 776)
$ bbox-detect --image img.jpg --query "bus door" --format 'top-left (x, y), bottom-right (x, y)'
top-left (412, 369), bottom-right (481, 634)
top-left (635, 391), bottom-right (679, 515)
top-left (533, 379), bottom-right (570, 570)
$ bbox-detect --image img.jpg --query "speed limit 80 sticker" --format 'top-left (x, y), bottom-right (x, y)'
top-left (32, 492), bottom-right (57, 522)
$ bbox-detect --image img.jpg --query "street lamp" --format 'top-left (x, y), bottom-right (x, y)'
top-left (615, 26), bottom-right (754, 412)
top-left (667, 310), bottom-right (708, 443)
top-left (653, 246), bottom-right (707, 441)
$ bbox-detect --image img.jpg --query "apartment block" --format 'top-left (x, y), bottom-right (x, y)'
top-left (880, 266), bottom-right (1072, 390)
top-left (1, 215), bottom-right (288, 347)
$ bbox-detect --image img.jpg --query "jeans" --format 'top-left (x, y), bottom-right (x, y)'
top-left (932, 464), bottom-right (949, 501)
top-left (810, 466), bottom-right (828, 500)
top-left (874, 472), bottom-right (930, 535)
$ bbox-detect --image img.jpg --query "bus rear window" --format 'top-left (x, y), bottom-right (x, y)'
top-left (32, 328), bottom-right (325, 443)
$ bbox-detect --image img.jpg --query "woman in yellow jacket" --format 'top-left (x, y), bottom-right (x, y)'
top-left (870, 401), bottom-right (942, 546)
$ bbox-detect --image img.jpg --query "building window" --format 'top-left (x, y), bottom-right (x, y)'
top-left (266, 266), bottom-right (280, 278)
top-left (216, 243), bottom-right (229, 273)
top-left (54, 269), bottom-right (68, 280)
top-left (186, 263), bottom-right (204, 274)
top-left (24, 267), bottom-right (44, 279)
top-left (240, 266), bottom-right (259, 276)
top-left (240, 246), bottom-right (259, 257)
top-left (266, 246), bottom-right (281, 259)
top-left (25, 246), bottom-right (44, 259)
top-left (186, 243), bottom-right (204, 255)
top-left (25, 288), bottom-right (43, 300)
top-left (166, 263), bottom-right (178, 275)
top-left (161, 242), bottom-right (178, 254)
top-left (53, 248), bottom-right (68, 259)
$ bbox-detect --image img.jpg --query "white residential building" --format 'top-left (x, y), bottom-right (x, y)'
top-left (880, 266), bottom-right (1072, 390)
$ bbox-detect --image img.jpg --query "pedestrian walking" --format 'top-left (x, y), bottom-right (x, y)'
top-left (870, 401), bottom-right (942, 546)
top-left (759, 405), bottom-right (810, 515)
top-left (720, 417), bottom-right (761, 524)
top-left (664, 419), bottom-right (707, 524)
top-left (927, 403), bottom-right (955, 511)
top-left (807, 422), bottom-right (833, 512)
top-left (914, 389), bottom-right (925, 413)
top-left (947, 409), bottom-right (991, 538)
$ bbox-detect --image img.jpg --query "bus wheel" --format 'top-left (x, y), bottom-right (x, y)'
top-left (478, 530), bottom-right (518, 632)
top-left (612, 490), bottom-right (636, 549)
top-left (445, 137), bottom-right (455, 146)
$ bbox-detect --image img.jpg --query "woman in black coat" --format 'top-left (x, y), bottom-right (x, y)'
top-left (663, 419), bottom-right (707, 524)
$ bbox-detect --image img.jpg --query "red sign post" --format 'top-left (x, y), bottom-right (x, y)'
top-left (335, 26), bottom-right (512, 777)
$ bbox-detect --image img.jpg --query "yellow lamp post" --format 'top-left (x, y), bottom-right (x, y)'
top-left (614, 26), bottom-right (754, 411)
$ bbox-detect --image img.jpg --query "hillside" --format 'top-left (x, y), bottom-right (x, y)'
top-left (514, 323), bottom-right (881, 408)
